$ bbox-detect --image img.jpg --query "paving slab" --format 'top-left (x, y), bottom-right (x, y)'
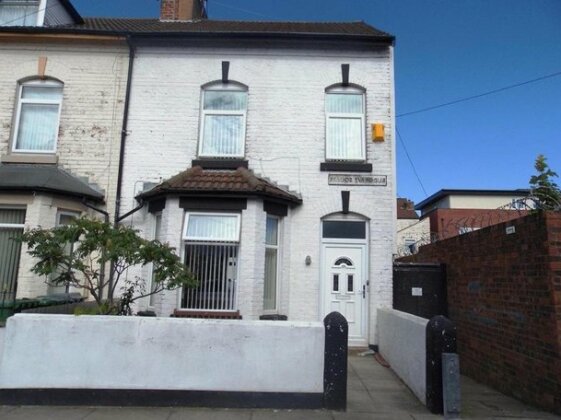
top-left (83, 407), bottom-right (174, 420)
top-left (252, 409), bottom-right (334, 420)
top-left (0, 405), bottom-right (95, 420)
top-left (169, 407), bottom-right (252, 420)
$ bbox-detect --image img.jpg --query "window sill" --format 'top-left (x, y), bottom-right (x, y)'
top-left (320, 162), bottom-right (372, 172)
top-left (192, 159), bottom-right (248, 170)
top-left (1, 154), bottom-right (58, 165)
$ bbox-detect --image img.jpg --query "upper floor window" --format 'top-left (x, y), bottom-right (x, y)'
top-left (199, 82), bottom-right (247, 159)
top-left (0, 0), bottom-right (41, 27)
top-left (325, 86), bottom-right (365, 161)
top-left (12, 79), bottom-right (63, 154)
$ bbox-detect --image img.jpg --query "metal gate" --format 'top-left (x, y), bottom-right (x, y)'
top-left (393, 262), bottom-right (447, 319)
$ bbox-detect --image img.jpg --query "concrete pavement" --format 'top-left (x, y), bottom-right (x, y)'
top-left (0, 354), bottom-right (558, 419)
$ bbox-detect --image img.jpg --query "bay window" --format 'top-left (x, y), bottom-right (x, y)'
top-left (149, 213), bottom-right (162, 307)
top-left (12, 79), bottom-right (63, 154)
top-left (0, 208), bottom-right (26, 305)
top-left (263, 215), bottom-right (280, 311)
top-left (48, 210), bottom-right (79, 295)
top-left (325, 87), bottom-right (365, 161)
top-left (181, 213), bottom-right (240, 311)
top-left (199, 83), bottom-right (247, 158)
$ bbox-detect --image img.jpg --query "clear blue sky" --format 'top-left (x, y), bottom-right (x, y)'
top-left (73, 0), bottom-right (561, 204)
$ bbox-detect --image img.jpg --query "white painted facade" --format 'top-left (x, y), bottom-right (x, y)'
top-left (121, 42), bottom-right (396, 346)
top-left (0, 314), bottom-right (325, 392)
top-left (0, 40), bottom-right (128, 298)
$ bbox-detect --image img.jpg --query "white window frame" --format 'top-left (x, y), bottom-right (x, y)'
top-left (56, 209), bottom-right (80, 226)
top-left (263, 215), bottom-right (281, 313)
top-left (12, 78), bottom-right (63, 154)
top-left (325, 86), bottom-right (366, 162)
top-left (198, 83), bottom-right (247, 159)
top-left (183, 212), bottom-right (241, 243)
top-left (149, 212), bottom-right (163, 308)
top-left (0, 0), bottom-right (45, 27)
top-left (0, 207), bottom-right (26, 229)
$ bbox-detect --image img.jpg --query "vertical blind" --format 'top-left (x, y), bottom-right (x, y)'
top-left (201, 90), bottom-right (247, 157)
top-left (15, 85), bottom-right (63, 152)
top-left (182, 243), bottom-right (238, 311)
top-left (0, 209), bottom-right (25, 305)
top-left (0, 1), bottom-right (39, 26)
top-left (326, 93), bottom-right (364, 160)
top-left (263, 216), bottom-right (279, 311)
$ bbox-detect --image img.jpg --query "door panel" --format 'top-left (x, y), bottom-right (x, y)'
top-left (323, 245), bottom-right (365, 340)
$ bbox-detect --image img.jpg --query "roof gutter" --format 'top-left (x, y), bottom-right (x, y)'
top-left (0, 187), bottom-right (103, 203)
top-left (114, 35), bottom-right (136, 225)
top-left (0, 28), bottom-right (394, 45)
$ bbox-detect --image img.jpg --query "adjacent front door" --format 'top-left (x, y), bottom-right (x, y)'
top-left (323, 244), bottom-right (367, 343)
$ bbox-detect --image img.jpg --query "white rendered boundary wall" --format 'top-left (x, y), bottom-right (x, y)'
top-left (378, 308), bottom-right (428, 404)
top-left (0, 314), bottom-right (325, 393)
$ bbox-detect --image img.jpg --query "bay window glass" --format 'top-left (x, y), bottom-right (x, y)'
top-left (48, 210), bottom-right (80, 295)
top-left (199, 84), bottom-right (247, 158)
top-left (149, 213), bottom-right (163, 307)
top-left (0, 208), bottom-right (26, 305)
top-left (13, 79), bottom-right (63, 153)
top-left (182, 213), bottom-right (240, 311)
top-left (264, 216), bottom-right (279, 311)
top-left (326, 88), bottom-right (365, 161)
top-left (0, 1), bottom-right (40, 26)
top-left (184, 213), bottom-right (240, 242)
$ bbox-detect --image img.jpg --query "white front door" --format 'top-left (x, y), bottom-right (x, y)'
top-left (323, 245), bottom-right (367, 343)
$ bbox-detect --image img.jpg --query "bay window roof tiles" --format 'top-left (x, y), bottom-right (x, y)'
top-left (139, 166), bottom-right (302, 205)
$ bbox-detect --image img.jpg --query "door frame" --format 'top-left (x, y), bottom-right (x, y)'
top-left (319, 218), bottom-right (369, 346)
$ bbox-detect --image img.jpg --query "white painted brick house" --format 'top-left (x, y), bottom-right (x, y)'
top-left (117, 0), bottom-right (397, 347)
top-left (0, 0), bottom-right (396, 347)
top-left (0, 1), bottom-right (128, 300)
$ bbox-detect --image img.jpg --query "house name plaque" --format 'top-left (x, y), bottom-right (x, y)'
top-left (328, 174), bottom-right (387, 186)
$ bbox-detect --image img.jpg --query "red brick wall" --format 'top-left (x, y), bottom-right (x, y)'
top-left (401, 212), bottom-right (561, 414)
top-left (424, 208), bottom-right (528, 240)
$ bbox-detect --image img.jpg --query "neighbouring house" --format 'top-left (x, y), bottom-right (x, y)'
top-left (0, 1), bottom-right (129, 302)
top-left (0, 0), bottom-right (396, 348)
top-left (415, 189), bottom-right (530, 240)
top-left (396, 197), bottom-right (429, 256)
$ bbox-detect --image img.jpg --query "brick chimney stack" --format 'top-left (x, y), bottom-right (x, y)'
top-left (160, 0), bottom-right (207, 21)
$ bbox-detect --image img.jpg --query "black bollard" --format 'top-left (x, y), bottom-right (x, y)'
top-left (426, 315), bottom-right (457, 414)
top-left (323, 311), bottom-right (348, 411)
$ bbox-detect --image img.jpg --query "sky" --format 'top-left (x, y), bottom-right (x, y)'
top-left (72, 0), bottom-right (561, 204)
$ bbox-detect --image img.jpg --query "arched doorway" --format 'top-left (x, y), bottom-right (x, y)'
top-left (321, 213), bottom-right (369, 346)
